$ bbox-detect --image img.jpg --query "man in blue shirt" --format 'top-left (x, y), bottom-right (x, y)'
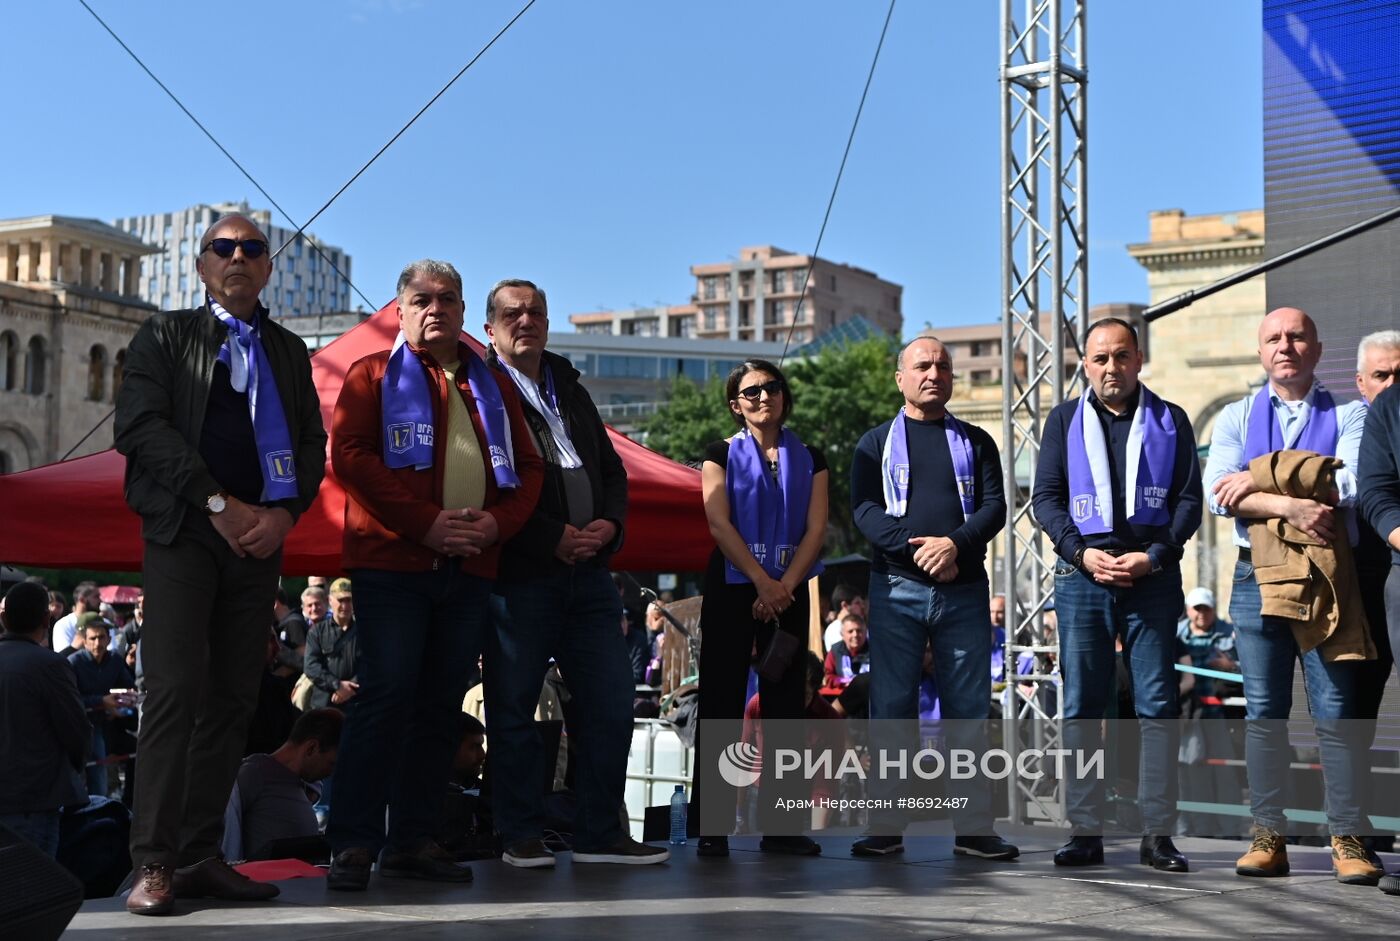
top-left (1204, 307), bottom-right (1378, 886)
top-left (1032, 317), bottom-right (1201, 871)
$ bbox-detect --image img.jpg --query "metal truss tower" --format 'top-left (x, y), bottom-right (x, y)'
top-left (999, 0), bottom-right (1088, 825)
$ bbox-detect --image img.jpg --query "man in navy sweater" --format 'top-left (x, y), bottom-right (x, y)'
top-left (848, 336), bottom-right (1016, 861)
top-left (1032, 318), bottom-right (1201, 871)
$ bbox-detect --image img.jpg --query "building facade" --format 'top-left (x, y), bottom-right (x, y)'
top-left (112, 202), bottom-right (352, 317)
top-left (0, 215), bottom-right (159, 472)
top-left (569, 244), bottom-right (902, 347)
top-left (1127, 207), bottom-right (1267, 612)
top-left (548, 332), bottom-right (785, 437)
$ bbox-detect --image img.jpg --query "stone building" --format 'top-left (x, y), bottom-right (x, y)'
top-left (1127, 207), bottom-right (1267, 613)
top-left (0, 215), bottom-right (158, 472)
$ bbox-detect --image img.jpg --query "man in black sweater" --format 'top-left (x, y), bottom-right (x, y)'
top-left (483, 278), bottom-right (667, 869)
top-left (0, 582), bottom-right (91, 857)
top-left (849, 336), bottom-right (1016, 861)
top-left (1359, 376), bottom-right (1400, 898)
top-left (1032, 318), bottom-right (1201, 872)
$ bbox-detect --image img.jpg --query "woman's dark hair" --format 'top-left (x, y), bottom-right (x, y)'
top-left (724, 359), bottom-right (793, 428)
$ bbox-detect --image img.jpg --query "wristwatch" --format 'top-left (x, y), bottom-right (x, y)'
top-left (205, 491), bottom-right (229, 515)
top-left (1071, 547), bottom-right (1087, 571)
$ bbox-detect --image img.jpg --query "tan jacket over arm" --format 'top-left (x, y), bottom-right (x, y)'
top-left (1245, 449), bottom-right (1374, 661)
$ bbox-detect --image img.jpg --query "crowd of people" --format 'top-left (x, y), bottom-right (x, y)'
top-left (1, 210), bottom-right (1398, 919)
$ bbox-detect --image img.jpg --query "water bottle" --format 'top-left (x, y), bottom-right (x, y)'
top-left (669, 784), bottom-right (688, 845)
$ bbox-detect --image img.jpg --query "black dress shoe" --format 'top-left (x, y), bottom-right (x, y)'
top-left (696, 836), bottom-right (729, 858)
top-left (1140, 835), bottom-right (1189, 872)
top-left (1053, 836), bottom-right (1104, 867)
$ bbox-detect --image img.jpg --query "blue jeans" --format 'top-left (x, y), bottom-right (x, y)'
top-left (1055, 561), bottom-right (1182, 835)
top-left (485, 567), bottom-right (633, 852)
top-left (1229, 555), bottom-right (1363, 833)
top-left (327, 566), bottom-right (490, 854)
top-left (0, 811), bottom-right (61, 857)
top-left (866, 574), bottom-right (996, 835)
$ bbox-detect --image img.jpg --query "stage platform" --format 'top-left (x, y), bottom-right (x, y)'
top-left (64, 824), bottom-right (1399, 939)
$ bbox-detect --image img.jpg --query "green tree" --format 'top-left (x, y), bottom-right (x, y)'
top-left (640, 337), bottom-right (903, 557)
top-left (784, 337), bottom-right (903, 555)
top-left (639, 375), bottom-right (733, 465)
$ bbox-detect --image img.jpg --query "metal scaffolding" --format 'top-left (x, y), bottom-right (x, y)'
top-left (999, 0), bottom-right (1088, 826)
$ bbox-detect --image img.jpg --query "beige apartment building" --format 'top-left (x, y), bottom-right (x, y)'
top-left (0, 215), bottom-right (158, 471)
top-left (570, 244), bottom-right (902, 346)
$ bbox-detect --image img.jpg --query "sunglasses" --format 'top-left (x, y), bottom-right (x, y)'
top-left (737, 379), bottom-right (785, 400)
top-left (201, 238), bottom-right (270, 259)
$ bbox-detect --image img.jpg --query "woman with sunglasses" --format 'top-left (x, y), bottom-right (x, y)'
top-left (694, 359), bottom-right (828, 857)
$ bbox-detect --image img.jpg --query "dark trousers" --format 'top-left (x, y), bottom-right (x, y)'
top-left (1055, 561), bottom-right (1183, 836)
top-left (327, 566), bottom-right (489, 855)
top-left (1355, 565), bottom-right (1395, 836)
top-left (694, 573), bottom-right (809, 836)
top-left (485, 566), bottom-right (632, 851)
top-left (130, 516), bottom-right (281, 869)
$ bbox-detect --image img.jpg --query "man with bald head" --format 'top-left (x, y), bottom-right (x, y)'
top-left (849, 336), bottom-right (1017, 861)
top-left (1033, 317), bottom-right (1201, 871)
top-left (1204, 307), bottom-right (1378, 886)
top-left (115, 214), bottom-right (327, 914)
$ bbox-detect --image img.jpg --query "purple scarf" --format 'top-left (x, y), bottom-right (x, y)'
top-left (880, 409), bottom-right (975, 519)
top-left (1066, 385), bottom-right (1176, 535)
top-left (381, 331), bottom-right (520, 489)
top-left (209, 299), bottom-right (299, 502)
top-left (1242, 383), bottom-right (1337, 462)
top-left (725, 427), bottom-right (825, 584)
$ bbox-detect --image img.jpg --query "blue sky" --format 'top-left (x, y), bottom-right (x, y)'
top-left (3, 1), bottom-right (1262, 337)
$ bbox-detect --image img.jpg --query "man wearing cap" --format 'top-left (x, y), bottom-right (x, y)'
top-left (303, 578), bottom-right (358, 711)
top-left (482, 278), bottom-right (667, 867)
top-left (114, 212), bottom-right (327, 914)
top-left (1205, 307), bottom-right (1379, 885)
top-left (1032, 317), bottom-right (1202, 871)
top-left (327, 259), bottom-right (542, 890)
top-left (1175, 587), bottom-right (1239, 837)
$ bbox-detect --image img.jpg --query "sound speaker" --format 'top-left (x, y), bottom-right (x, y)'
top-left (0, 822), bottom-right (84, 941)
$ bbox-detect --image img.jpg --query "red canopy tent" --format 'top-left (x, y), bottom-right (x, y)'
top-left (0, 303), bottom-right (712, 575)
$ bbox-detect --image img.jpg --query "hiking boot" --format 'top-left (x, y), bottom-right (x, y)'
top-left (1332, 835), bottom-right (1384, 886)
top-left (1236, 826), bottom-right (1289, 877)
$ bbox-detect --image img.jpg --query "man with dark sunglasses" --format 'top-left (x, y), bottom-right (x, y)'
top-left (115, 213), bottom-right (326, 915)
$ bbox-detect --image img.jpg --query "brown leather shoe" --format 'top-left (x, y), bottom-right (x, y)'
top-left (173, 856), bottom-right (280, 901)
top-left (1332, 835), bottom-right (1384, 886)
top-left (126, 864), bottom-right (175, 916)
top-left (1236, 826), bottom-right (1289, 877)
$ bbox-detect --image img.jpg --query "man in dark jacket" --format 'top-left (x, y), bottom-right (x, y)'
top-left (0, 581), bottom-right (91, 857)
top-left (483, 279), bottom-right (667, 868)
top-left (113, 213), bottom-right (327, 915)
top-left (66, 613), bottom-right (135, 799)
top-left (303, 578), bottom-right (358, 710)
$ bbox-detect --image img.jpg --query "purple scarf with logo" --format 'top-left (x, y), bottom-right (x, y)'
top-left (1242, 383), bottom-right (1337, 461)
top-left (1066, 385), bottom-right (1176, 535)
top-left (209, 298), bottom-right (299, 502)
top-left (381, 331), bottom-right (520, 488)
top-left (880, 409), bottom-right (975, 520)
top-left (725, 427), bottom-right (825, 584)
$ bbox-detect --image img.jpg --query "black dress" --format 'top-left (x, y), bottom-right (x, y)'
top-left (694, 438), bottom-right (827, 836)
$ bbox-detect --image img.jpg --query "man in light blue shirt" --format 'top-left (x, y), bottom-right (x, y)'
top-left (1203, 306), bottom-right (1378, 887)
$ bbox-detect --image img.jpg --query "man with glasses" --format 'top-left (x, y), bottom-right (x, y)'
top-left (482, 279), bottom-right (667, 868)
top-left (115, 214), bottom-right (326, 915)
